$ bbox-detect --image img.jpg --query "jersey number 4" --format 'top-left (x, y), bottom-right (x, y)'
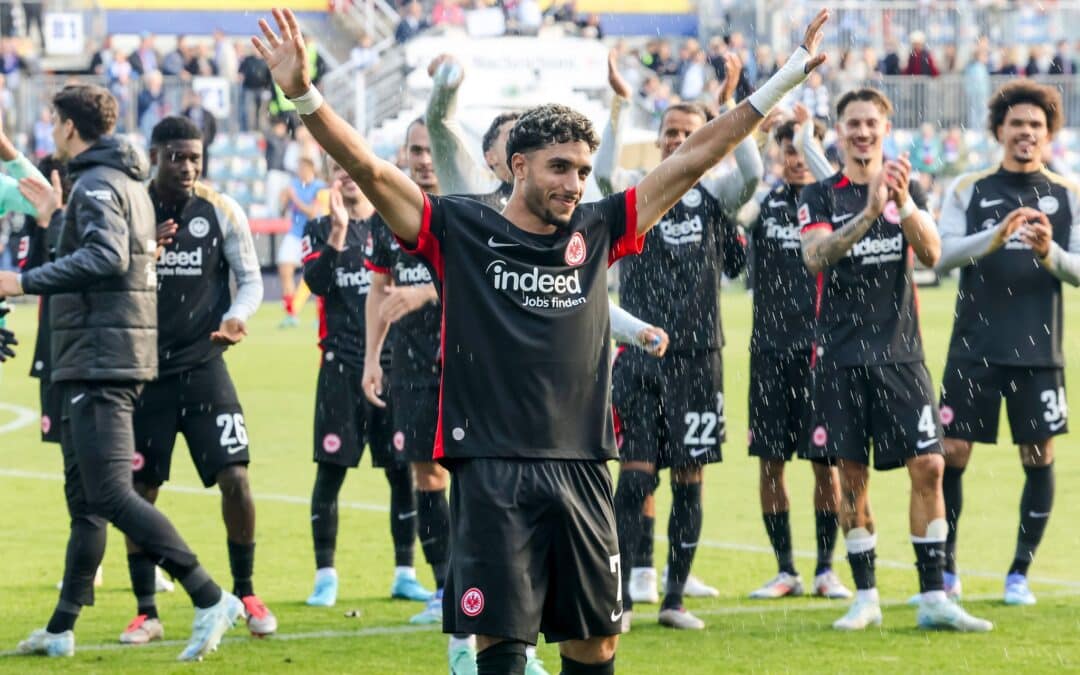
top-left (216, 413), bottom-right (249, 448)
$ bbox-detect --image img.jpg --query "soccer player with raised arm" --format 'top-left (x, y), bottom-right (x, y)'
top-left (594, 51), bottom-right (760, 630)
top-left (745, 113), bottom-right (850, 601)
top-left (424, 52), bottom-right (669, 359)
top-left (301, 159), bottom-right (430, 608)
top-left (252, 9), bottom-right (827, 673)
top-left (121, 117), bottom-right (274, 642)
top-left (934, 80), bottom-right (1080, 606)
top-left (797, 88), bottom-right (991, 632)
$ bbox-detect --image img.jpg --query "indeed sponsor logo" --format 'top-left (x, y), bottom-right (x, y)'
top-left (157, 247), bottom-right (203, 276)
top-left (659, 214), bottom-right (704, 245)
top-left (486, 260), bottom-right (586, 309)
top-left (336, 266), bottom-right (372, 290)
top-left (397, 263), bottom-right (433, 284)
top-left (764, 218), bottom-right (801, 249)
top-left (850, 233), bottom-right (904, 264)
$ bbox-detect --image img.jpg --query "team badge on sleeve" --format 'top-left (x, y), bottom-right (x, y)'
top-left (797, 204), bottom-right (810, 227)
top-left (301, 235), bottom-right (313, 259)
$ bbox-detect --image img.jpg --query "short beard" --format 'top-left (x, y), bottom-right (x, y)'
top-left (525, 183), bottom-right (573, 229)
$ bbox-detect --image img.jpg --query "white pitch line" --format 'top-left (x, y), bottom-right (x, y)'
top-left (2, 467), bottom-right (1079, 589)
top-left (0, 402), bottom-right (37, 435)
top-left (4, 588), bottom-right (1079, 658)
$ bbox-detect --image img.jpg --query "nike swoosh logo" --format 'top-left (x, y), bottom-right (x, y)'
top-left (226, 445), bottom-right (245, 455)
top-left (980, 198), bottom-right (1005, 208)
top-left (487, 236), bottom-right (518, 248)
top-left (1049, 419), bottom-right (1066, 432)
top-left (768, 199), bottom-right (788, 208)
top-left (916, 438), bottom-right (939, 450)
top-left (689, 447), bottom-right (710, 458)
top-left (1028, 511), bottom-right (1051, 519)
top-left (610, 608), bottom-right (623, 622)
top-left (70, 393), bottom-right (85, 405)
top-left (679, 541), bottom-right (699, 549)
top-left (397, 510), bottom-right (417, 521)
top-left (831, 213), bottom-right (854, 224)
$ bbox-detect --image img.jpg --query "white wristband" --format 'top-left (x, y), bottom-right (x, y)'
top-left (289, 86), bottom-right (324, 116)
top-left (747, 46), bottom-right (811, 116)
top-left (898, 196), bottom-right (917, 219)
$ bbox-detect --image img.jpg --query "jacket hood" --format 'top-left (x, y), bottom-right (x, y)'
top-left (68, 135), bottom-right (150, 181)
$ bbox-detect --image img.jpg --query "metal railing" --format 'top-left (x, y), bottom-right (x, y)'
top-left (319, 43), bottom-right (408, 133)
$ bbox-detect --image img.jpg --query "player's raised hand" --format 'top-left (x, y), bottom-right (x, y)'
top-left (800, 8), bottom-right (830, 73)
top-left (759, 107), bottom-right (786, 135)
top-left (993, 206), bottom-right (1038, 250)
top-left (328, 181), bottom-right (349, 231)
top-left (362, 361), bottom-right (387, 408)
top-left (607, 48), bottom-right (632, 100)
top-left (718, 51), bottom-right (741, 104)
top-left (0, 323), bottom-right (16, 361)
top-left (18, 175), bottom-right (61, 222)
top-left (252, 8), bottom-right (310, 98)
top-left (866, 169), bottom-right (889, 220)
top-left (428, 53), bottom-right (464, 89)
top-left (1020, 209), bottom-right (1053, 257)
top-left (884, 153), bottom-right (912, 207)
top-left (792, 102), bottom-right (811, 125)
top-left (211, 317), bottom-right (248, 345)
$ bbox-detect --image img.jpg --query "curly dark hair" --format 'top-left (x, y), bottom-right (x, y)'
top-left (150, 116), bottom-right (203, 147)
top-left (52, 84), bottom-right (118, 142)
top-left (482, 112), bottom-right (520, 155)
top-left (774, 118), bottom-right (826, 145)
top-left (505, 104), bottom-right (599, 170)
top-left (987, 79), bottom-right (1065, 140)
top-left (835, 88), bottom-right (893, 120)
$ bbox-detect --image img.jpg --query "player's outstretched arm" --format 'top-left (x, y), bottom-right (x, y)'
top-left (793, 103), bottom-right (834, 182)
top-left (634, 9), bottom-right (828, 234)
top-left (593, 49), bottom-right (636, 196)
top-left (362, 271), bottom-right (393, 408)
top-left (252, 9), bottom-right (424, 245)
top-left (701, 53), bottom-right (764, 214)
top-left (426, 55), bottom-right (496, 196)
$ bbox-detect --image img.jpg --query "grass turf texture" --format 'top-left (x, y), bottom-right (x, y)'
top-left (0, 279), bottom-right (1078, 673)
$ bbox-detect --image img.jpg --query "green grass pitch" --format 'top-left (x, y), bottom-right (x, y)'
top-left (0, 279), bottom-right (1078, 673)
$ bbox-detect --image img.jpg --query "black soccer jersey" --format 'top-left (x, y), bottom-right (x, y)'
top-left (750, 182), bottom-right (816, 353)
top-left (152, 182), bottom-right (254, 377)
top-left (365, 214), bottom-right (442, 388)
top-left (618, 182), bottom-right (745, 352)
top-left (401, 189), bottom-right (642, 462)
top-left (797, 173), bottom-right (929, 367)
top-left (302, 215), bottom-right (390, 369)
top-left (941, 167), bottom-right (1078, 367)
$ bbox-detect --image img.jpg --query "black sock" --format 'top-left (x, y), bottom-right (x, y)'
top-left (943, 466), bottom-right (965, 575)
top-left (1010, 463), bottom-right (1055, 577)
top-left (417, 489), bottom-right (450, 588)
top-left (46, 600), bottom-right (81, 634)
top-left (128, 552), bottom-right (158, 619)
top-left (663, 482), bottom-right (703, 610)
top-left (311, 463), bottom-right (347, 570)
top-left (814, 510), bottom-right (839, 576)
top-left (386, 464), bottom-right (417, 568)
top-left (477, 641), bottom-right (527, 675)
top-left (636, 514), bottom-right (655, 568)
top-left (179, 567), bottom-right (222, 609)
top-left (913, 541), bottom-right (946, 593)
top-left (763, 511), bottom-right (796, 575)
top-left (560, 655), bottom-right (615, 675)
top-left (847, 548), bottom-right (876, 590)
top-left (228, 540), bottom-right (255, 597)
top-left (614, 469), bottom-right (654, 611)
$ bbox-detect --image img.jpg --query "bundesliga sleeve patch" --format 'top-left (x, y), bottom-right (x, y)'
top-left (300, 235), bottom-right (312, 259)
top-left (797, 204), bottom-right (811, 227)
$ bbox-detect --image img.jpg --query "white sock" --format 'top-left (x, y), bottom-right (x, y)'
top-left (921, 590), bottom-right (947, 604)
top-left (855, 588), bottom-right (879, 604)
top-left (395, 566), bottom-right (416, 578)
top-left (315, 567), bottom-right (337, 580)
top-left (448, 635), bottom-right (476, 653)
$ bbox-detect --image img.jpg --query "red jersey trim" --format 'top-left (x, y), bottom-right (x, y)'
top-left (302, 251), bottom-right (321, 264)
top-left (609, 187), bottom-right (644, 265)
top-left (363, 259), bottom-right (391, 274)
top-left (809, 271), bottom-right (825, 369)
top-left (395, 193), bottom-right (445, 282)
top-left (316, 296), bottom-right (328, 345)
top-left (432, 289), bottom-right (448, 461)
top-left (834, 175), bottom-right (851, 189)
top-left (801, 222), bottom-right (833, 235)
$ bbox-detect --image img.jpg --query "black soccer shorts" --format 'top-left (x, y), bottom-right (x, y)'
top-left (806, 361), bottom-right (944, 471)
top-left (748, 348), bottom-right (815, 462)
top-left (613, 348), bottom-right (724, 469)
top-left (443, 458), bottom-right (622, 644)
top-left (133, 356), bottom-right (250, 488)
top-left (39, 379), bottom-right (62, 444)
top-left (313, 356), bottom-right (395, 468)
top-left (939, 358), bottom-right (1068, 445)
top-left (390, 384), bottom-right (440, 464)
